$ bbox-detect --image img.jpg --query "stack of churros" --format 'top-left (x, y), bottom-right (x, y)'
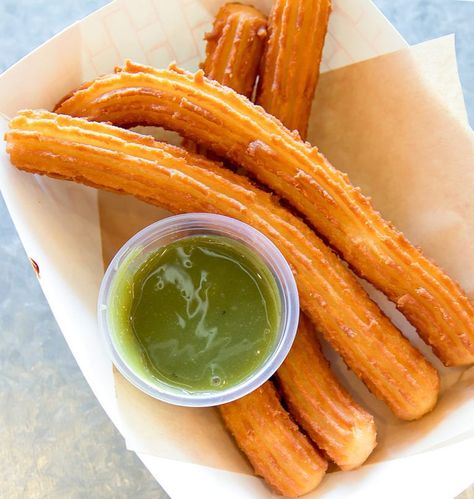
top-left (5, 1), bottom-right (474, 496)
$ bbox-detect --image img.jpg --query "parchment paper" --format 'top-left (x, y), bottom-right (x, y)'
top-left (310, 35), bottom-right (474, 297)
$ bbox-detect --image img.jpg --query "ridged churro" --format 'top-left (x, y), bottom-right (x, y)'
top-left (258, 3), bottom-right (376, 469)
top-left (219, 382), bottom-right (327, 497)
top-left (55, 62), bottom-right (474, 367)
top-left (6, 110), bottom-right (439, 421)
top-left (7, 111), bottom-right (328, 497)
top-left (256, 0), bottom-right (331, 139)
top-left (202, 3), bottom-right (267, 98)
top-left (201, 9), bottom-right (376, 470)
top-left (184, 3), bottom-right (266, 154)
top-left (276, 316), bottom-right (376, 470)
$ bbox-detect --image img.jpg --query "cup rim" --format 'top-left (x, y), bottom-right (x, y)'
top-left (98, 213), bottom-right (299, 407)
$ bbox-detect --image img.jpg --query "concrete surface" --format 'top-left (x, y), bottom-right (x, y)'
top-left (0, 0), bottom-right (472, 497)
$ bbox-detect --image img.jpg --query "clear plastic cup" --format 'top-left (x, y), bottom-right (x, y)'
top-left (98, 213), bottom-right (299, 407)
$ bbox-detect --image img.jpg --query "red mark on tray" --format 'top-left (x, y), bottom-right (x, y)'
top-left (29, 258), bottom-right (40, 278)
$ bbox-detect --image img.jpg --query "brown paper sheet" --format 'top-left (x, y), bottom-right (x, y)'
top-left (309, 35), bottom-right (474, 297)
top-left (99, 36), bottom-right (474, 473)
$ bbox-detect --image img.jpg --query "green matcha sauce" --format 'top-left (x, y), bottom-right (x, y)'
top-left (109, 235), bottom-right (281, 392)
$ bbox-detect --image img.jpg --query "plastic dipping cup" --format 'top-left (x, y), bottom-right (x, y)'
top-left (98, 213), bottom-right (299, 407)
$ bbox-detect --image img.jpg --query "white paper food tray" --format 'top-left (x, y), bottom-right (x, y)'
top-left (0, 1), bottom-right (473, 497)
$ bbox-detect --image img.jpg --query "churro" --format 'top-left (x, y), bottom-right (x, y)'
top-left (201, 8), bottom-right (376, 470)
top-left (202, 3), bottom-right (267, 98)
top-left (256, 0), bottom-right (331, 139)
top-left (276, 316), bottom-right (376, 470)
top-left (184, 2), bottom-right (266, 154)
top-left (219, 382), bottom-right (327, 497)
top-left (55, 62), bottom-right (474, 367)
top-left (6, 110), bottom-right (439, 420)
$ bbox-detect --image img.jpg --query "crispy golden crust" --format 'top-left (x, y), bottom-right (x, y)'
top-left (256, 0), bottom-right (331, 139)
top-left (202, 3), bottom-right (267, 98)
top-left (219, 382), bottom-right (327, 497)
top-left (55, 63), bottom-right (474, 367)
top-left (202, 11), bottom-right (375, 469)
top-left (6, 110), bottom-right (439, 420)
top-left (276, 316), bottom-right (376, 470)
top-left (257, 1), bottom-right (376, 469)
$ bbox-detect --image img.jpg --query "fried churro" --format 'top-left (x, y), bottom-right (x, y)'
top-left (184, 3), bottom-right (266, 154)
top-left (7, 111), bottom-right (328, 497)
top-left (6, 110), bottom-right (439, 421)
top-left (202, 3), bottom-right (267, 98)
top-left (256, 0), bottom-right (331, 139)
top-left (219, 382), bottom-right (327, 497)
top-left (200, 6), bottom-right (376, 470)
top-left (55, 62), bottom-right (474, 367)
top-left (276, 316), bottom-right (376, 470)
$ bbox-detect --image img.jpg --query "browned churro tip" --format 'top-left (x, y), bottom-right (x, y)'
top-left (256, 0), bottom-right (332, 140)
top-left (200, 2), bottom-right (267, 98)
top-left (185, 2), bottom-right (267, 156)
top-left (276, 316), bottom-right (377, 470)
top-left (203, 25), bottom-right (219, 42)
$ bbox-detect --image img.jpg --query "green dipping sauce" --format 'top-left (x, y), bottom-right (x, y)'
top-left (109, 235), bottom-right (281, 392)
